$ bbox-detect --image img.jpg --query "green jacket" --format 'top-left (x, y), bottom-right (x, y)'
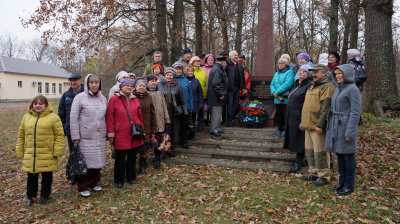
top-left (301, 78), bottom-right (335, 130)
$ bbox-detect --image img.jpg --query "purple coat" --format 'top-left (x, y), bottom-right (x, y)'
top-left (70, 74), bottom-right (108, 169)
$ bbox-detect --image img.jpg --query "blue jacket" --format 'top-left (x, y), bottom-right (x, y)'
top-left (186, 76), bottom-right (204, 112)
top-left (174, 74), bottom-right (193, 111)
top-left (270, 67), bottom-right (294, 104)
top-left (294, 61), bottom-right (313, 84)
top-left (58, 85), bottom-right (84, 136)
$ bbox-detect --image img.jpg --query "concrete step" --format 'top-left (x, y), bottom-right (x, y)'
top-left (203, 126), bottom-right (277, 135)
top-left (196, 133), bottom-right (284, 143)
top-left (172, 147), bottom-right (296, 164)
top-left (184, 140), bottom-right (288, 153)
top-left (161, 157), bottom-right (308, 173)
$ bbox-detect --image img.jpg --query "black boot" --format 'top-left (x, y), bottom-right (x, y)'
top-left (160, 153), bottom-right (166, 160)
top-left (289, 153), bottom-right (304, 173)
top-left (139, 158), bottom-right (147, 174)
top-left (155, 154), bottom-right (161, 169)
top-left (167, 151), bottom-right (176, 157)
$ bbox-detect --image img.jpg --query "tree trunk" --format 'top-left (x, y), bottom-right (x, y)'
top-left (156, 0), bottom-right (168, 65)
top-left (235, 0), bottom-right (244, 54)
top-left (328, 0), bottom-right (339, 52)
top-left (214, 0), bottom-right (228, 51)
top-left (340, 5), bottom-right (351, 64)
top-left (292, 0), bottom-right (309, 53)
top-left (363, 0), bottom-right (397, 114)
top-left (171, 0), bottom-right (183, 65)
top-left (284, 0), bottom-right (289, 54)
top-left (349, 0), bottom-right (360, 49)
top-left (194, 0), bottom-right (203, 55)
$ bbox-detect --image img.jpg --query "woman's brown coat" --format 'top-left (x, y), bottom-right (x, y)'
top-left (133, 90), bottom-right (157, 142)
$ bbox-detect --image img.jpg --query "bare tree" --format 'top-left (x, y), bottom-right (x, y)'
top-left (0, 33), bottom-right (25, 58)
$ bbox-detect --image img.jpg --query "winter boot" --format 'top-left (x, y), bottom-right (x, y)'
top-left (154, 154), bottom-right (161, 169)
top-left (139, 157), bottom-right (147, 174)
top-left (289, 153), bottom-right (304, 173)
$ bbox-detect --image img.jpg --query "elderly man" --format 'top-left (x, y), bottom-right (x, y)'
top-left (225, 50), bottom-right (246, 127)
top-left (299, 64), bottom-right (335, 186)
top-left (108, 71), bottom-right (129, 101)
top-left (128, 73), bottom-right (136, 82)
top-left (219, 51), bottom-right (229, 58)
top-left (143, 51), bottom-right (165, 77)
top-left (280, 54), bottom-right (299, 75)
top-left (207, 57), bottom-right (228, 136)
top-left (58, 72), bottom-right (84, 185)
top-left (177, 48), bottom-right (192, 71)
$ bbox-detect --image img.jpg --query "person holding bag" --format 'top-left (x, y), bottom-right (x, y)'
top-left (185, 65), bottom-right (204, 140)
top-left (146, 74), bottom-right (171, 168)
top-left (16, 96), bottom-right (64, 206)
top-left (107, 78), bottom-right (145, 188)
top-left (70, 74), bottom-right (107, 197)
top-left (157, 67), bottom-right (188, 159)
top-left (132, 77), bottom-right (157, 174)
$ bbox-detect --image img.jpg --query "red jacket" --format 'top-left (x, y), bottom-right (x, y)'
top-left (107, 91), bottom-right (144, 150)
top-left (239, 70), bottom-right (251, 97)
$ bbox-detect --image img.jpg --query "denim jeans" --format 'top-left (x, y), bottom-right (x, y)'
top-left (336, 153), bottom-right (356, 188)
top-left (227, 86), bottom-right (240, 126)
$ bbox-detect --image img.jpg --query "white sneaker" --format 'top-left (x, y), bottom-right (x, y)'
top-left (92, 186), bottom-right (102, 192)
top-left (80, 190), bottom-right (91, 197)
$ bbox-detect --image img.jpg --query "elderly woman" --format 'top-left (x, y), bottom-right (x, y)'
top-left (328, 52), bottom-right (341, 72)
top-left (325, 64), bottom-right (361, 196)
top-left (146, 74), bottom-right (170, 168)
top-left (347, 49), bottom-right (365, 93)
top-left (132, 77), bottom-right (157, 174)
top-left (70, 74), bottom-right (107, 197)
top-left (107, 78), bottom-right (144, 188)
top-left (284, 65), bottom-right (314, 173)
top-left (172, 62), bottom-right (193, 149)
top-left (152, 64), bottom-right (165, 82)
top-left (189, 56), bottom-right (208, 131)
top-left (16, 96), bottom-right (64, 205)
top-left (294, 53), bottom-right (314, 83)
top-left (157, 67), bottom-right (188, 159)
top-left (109, 71), bottom-right (129, 101)
top-left (185, 66), bottom-right (204, 140)
top-left (271, 58), bottom-right (294, 138)
top-left (238, 58), bottom-right (251, 98)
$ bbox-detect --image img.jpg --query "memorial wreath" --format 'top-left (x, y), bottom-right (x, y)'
top-left (238, 100), bottom-right (270, 124)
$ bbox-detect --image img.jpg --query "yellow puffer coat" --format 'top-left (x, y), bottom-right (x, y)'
top-left (16, 104), bottom-right (64, 173)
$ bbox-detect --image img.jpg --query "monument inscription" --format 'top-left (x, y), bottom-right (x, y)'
top-left (250, 80), bottom-right (273, 100)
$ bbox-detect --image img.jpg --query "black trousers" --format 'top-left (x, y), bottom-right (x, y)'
top-left (114, 148), bottom-right (137, 184)
top-left (179, 114), bottom-right (189, 145)
top-left (27, 172), bottom-right (53, 199)
top-left (275, 104), bottom-right (287, 132)
top-left (189, 112), bottom-right (197, 139)
top-left (67, 135), bottom-right (75, 180)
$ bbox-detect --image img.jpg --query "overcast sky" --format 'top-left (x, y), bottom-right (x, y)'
top-left (0, 0), bottom-right (43, 39)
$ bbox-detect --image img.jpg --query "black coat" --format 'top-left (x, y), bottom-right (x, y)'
top-left (58, 85), bottom-right (84, 136)
top-left (186, 76), bottom-right (204, 112)
top-left (283, 77), bottom-right (313, 153)
top-left (207, 63), bottom-right (228, 106)
top-left (225, 59), bottom-right (246, 91)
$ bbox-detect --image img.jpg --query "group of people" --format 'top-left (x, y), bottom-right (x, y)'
top-left (272, 49), bottom-right (363, 196)
top-left (16, 48), bottom-right (253, 205)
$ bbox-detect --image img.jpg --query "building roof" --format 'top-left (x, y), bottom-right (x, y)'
top-left (0, 56), bottom-right (69, 78)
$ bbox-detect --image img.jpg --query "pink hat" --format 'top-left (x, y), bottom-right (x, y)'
top-left (347, 49), bottom-right (360, 59)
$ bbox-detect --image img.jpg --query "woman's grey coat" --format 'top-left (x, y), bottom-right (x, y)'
top-left (70, 74), bottom-right (108, 169)
top-left (325, 64), bottom-right (361, 154)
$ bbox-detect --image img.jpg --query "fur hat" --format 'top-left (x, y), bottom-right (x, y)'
top-left (164, 67), bottom-right (177, 77)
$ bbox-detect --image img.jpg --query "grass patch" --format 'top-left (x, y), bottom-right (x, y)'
top-left (0, 108), bottom-right (399, 223)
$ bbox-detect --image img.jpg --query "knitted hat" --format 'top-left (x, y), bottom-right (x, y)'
top-left (299, 65), bottom-right (313, 77)
top-left (280, 54), bottom-right (291, 62)
top-left (133, 77), bottom-right (148, 88)
top-left (296, 49), bottom-right (307, 56)
top-left (347, 49), bottom-right (361, 59)
top-left (164, 67), bottom-right (177, 77)
top-left (329, 51), bottom-right (340, 61)
top-left (318, 53), bottom-right (329, 65)
top-left (172, 62), bottom-right (183, 69)
top-left (183, 48), bottom-right (192, 55)
top-left (152, 64), bottom-right (163, 74)
top-left (145, 74), bottom-right (158, 81)
top-left (116, 71), bottom-right (129, 82)
top-left (198, 54), bottom-right (206, 59)
top-left (297, 53), bottom-right (311, 62)
top-left (119, 78), bottom-right (134, 89)
top-left (189, 56), bottom-right (201, 66)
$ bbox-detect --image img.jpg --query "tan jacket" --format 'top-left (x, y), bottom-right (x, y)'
top-left (147, 87), bottom-right (170, 132)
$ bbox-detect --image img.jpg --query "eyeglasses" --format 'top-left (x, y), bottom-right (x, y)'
top-left (278, 63), bottom-right (286, 65)
top-left (124, 85), bottom-right (133, 88)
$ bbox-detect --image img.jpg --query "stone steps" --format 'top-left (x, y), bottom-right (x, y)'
top-left (196, 133), bottom-right (284, 143)
top-left (184, 139), bottom-right (288, 153)
top-left (162, 157), bottom-right (308, 173)
top-left (203, 126), bottom-right (277, 135)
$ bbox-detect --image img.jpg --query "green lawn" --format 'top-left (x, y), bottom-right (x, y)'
top-left (0, 105), bottom-right (399, 223)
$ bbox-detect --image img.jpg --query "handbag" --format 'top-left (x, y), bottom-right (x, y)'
top-left (66, 144), bottom-right (88, 180)
top-left (355, 66), bottom-right (367, 86)
top-left (149, 133), bottom-right (159, 150)
top-left (120, 97), bottom-right (145, 139)
top-left (172, 91), bottom-right (184, 115)
top-left (203, 101), bottom-right (211, 111)
top-left (187, 113), bottom-right (195, 133)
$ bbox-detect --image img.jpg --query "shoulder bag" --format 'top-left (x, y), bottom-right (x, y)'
top-left (120, 97), bottom-right (145, 140)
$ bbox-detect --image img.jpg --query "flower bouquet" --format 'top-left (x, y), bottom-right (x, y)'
top-left (237, 100), bottom-right (270, 124)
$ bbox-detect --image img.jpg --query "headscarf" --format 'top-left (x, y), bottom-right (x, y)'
top-left (297, 53), bottom-right (311, 62)
top-left (119, 78), bottom-right (135, 89)
top-left (152, 64), bottom-right (163, 74)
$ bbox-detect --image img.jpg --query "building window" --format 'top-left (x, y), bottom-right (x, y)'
top-left (45, 83), bottom-right (49, 94)
top-left (38, 82), bottom-right (42, 94)
top-left (59, 84), bottom-right (62, 94)
top-left (18, 81), bottom-right (22, 88)
top-left (52, 83), bottom-right (56, 94)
